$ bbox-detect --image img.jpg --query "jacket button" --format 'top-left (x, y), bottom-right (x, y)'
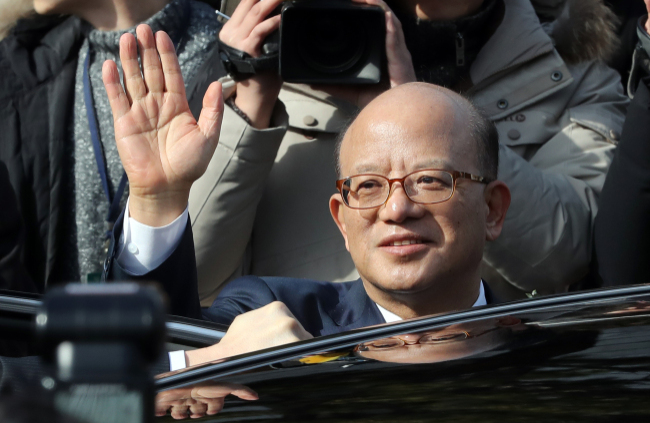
top-left (609, 130), bottom-right (620, 141)
top-left (303, 115), bottom-right (318, 127)
top-left (497, 99), bottom-right (508, 109)
top-left (516, 114), bottom-right (526, 122)
top-left (507, 129), bottom-right (521, 140)
top-left (551, 71), bottom-right (563, 81)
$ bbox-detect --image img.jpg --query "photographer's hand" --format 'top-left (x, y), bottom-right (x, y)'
top-left (315, 0), bottom-right (416, 108)
top-left (645, 0), bottom-right (650, 34)
top-left (102, 25), bottom-right (224, 227)
top-left (219, 0), bottom-right (284, 129)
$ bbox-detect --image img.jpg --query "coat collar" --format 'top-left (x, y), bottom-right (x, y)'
top-left (469, 0), bottom-right (573, 120)
top-left (325, 279), bottom-right (501, 333)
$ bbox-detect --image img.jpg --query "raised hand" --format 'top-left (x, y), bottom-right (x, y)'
top-left (155, 382), bottom-right (258, 419)
top-left (646, 0), bottom-right (650, 34)
top-left (102, 24), bottom-right (224, 226)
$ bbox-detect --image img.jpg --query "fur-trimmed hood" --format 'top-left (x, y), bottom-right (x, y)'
top-left (532, 0), bottom-right (620, 64)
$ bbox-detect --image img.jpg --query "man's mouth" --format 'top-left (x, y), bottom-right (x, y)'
top-left (386, 239), bottom-right (424, 246)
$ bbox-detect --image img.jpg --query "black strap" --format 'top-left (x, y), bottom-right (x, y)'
top-left (218, 42), bottom-right (279, 81)
top-left (83, 52), bottom-right (128, 238)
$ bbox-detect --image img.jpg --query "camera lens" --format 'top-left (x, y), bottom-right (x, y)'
top-left (296, 11), bottom-right (367, 74)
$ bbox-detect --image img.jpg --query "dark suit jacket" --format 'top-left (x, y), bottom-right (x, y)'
top-left (204, 276), bottom-right (498, 337)
top-left (105, 207), bottom-right (497, 333)
top-left (595, 75), bottom-right (650, 286)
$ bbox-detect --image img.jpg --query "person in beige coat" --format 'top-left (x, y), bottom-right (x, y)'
top-left (191, 0), bottom-right (628, 306)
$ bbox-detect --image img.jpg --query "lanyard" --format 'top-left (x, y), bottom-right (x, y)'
top-left (83, 52), bottom-right (128, 240)
top-left (82, 5), bottom-right (189, 242)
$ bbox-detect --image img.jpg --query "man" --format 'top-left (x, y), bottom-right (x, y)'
top-left (101, 24), bottom-right (510, 362)
top-left (190, 0), bottom-right (627, 305)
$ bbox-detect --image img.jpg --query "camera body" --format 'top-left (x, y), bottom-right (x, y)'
top-left (36, 283), bottom-right (166, 423)
top-left (278, 0), bottom-right (386, 84)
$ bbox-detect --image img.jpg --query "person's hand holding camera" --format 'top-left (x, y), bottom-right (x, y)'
top-left (102, 24), bottom-right (224, 227)
top-left (316, 0), bottom-right (416, 108)
top-left (219, 0), bottom-right (284, 129)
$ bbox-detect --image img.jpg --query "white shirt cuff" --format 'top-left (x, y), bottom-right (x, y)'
top-left (116, 197), bottom-right (189, 275)
top-left (168, 350), bottom-right (187, 371)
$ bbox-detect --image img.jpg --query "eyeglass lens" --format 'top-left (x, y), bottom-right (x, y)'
top-left (341, 170), bottom-right (454, 209)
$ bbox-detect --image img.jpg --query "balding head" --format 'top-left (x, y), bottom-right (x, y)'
top-left (329, 82), bottom-right (510, 319)
top-left (336, 83), bottom-right (498, 181)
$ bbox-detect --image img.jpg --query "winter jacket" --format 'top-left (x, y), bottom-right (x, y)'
top-left (0, 14), bottom-right (227, 293)
top-left (189, 0), bottom-right (628, 304)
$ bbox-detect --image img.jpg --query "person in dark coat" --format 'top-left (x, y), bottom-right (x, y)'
top-left (595, 2), bottom-right (650, 285)
top-left (0, 0), bottom-right (226, 295)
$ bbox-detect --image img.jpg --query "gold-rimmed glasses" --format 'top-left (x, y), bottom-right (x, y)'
top-left (336, 169), bottom-right (492, 210)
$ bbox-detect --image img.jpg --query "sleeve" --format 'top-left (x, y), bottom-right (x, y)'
top-left (104, 213), bottom-right (202, 320)
top-left (202, 276), bottom-right (278, 326)
top-left (0, 160), bottom-right (37, 293)
top-left (483, 61), bottom-right (627, 294)
top-left (115, 197), bottom-right (189, 276)
top-left (595, 75), bottom-right (650, 286)
top-left (189, 101), bottom-right (289, 307)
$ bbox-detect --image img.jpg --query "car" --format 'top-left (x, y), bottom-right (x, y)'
top-left (2, 284), bottom-right (650, 422)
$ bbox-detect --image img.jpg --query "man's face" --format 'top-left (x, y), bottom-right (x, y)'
top-left (331, 88), bottom-right (490, 299)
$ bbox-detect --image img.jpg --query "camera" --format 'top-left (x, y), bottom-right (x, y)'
top-left (278, 0), bottom-right (386, 84)
top-left (220, 0), bottom-right (386, 84)
top-left (36, 283), bottom-right (166, 423)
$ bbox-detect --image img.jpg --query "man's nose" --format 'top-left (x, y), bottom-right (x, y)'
top-left (379, 183), bottom-right (424, 222)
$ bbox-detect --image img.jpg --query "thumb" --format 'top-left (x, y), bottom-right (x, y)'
top-left (198, 81), bottom-right (225, 142)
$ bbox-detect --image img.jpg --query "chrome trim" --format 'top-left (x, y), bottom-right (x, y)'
top-left (166, 321), bottom-right (225, 343)
top-left (0, 296), bottom-right (41, 315)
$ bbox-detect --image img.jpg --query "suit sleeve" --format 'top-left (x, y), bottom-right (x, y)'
top-left (0, 161), bottom-right (38, 293)
top-left (202, 276), bottom-right (278, 326)
top-left (595, 76), bottom-right (650, 285)
top-left (104, 214), bottom-right (202, 320)
top-left (189, 102), bottom-right (288, 307)
top-left (483, 61), bottom-right (625, 294)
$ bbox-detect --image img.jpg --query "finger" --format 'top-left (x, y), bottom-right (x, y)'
top-left (246, 15), bottom-right (281, 56)
top-left (136, 24), bottom-right (164, 94)
top-left (102, 60), bottom-right (131, 120)
top-left (119, 33), bottom-right (147, 101)
top-left (385, 11), bottom-right (415, 85)
top-left (170, 404), bottom-right (190, 420)
top-left (188, 401), bottom-right (207, 418)
top-left (195, 383), bottom-right (259, 401)
top-left (156, 30), bottom-right (186, 96)
top-left (197, 81), bottom-right (224, 142)
top-left (351, 0), bottom-right (391, 13)
top-left (205, 399), bottom-right (225, 415)
top-left (227, 0), bottom-right (260, 27)
top-left (238, 0), bottom-right (284, 38)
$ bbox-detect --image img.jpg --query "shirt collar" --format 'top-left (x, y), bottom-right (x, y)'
top-left (376, 280), bottom-right (486, 323)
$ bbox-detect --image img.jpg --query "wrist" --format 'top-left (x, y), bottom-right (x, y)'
top-left (234, 74), bottom-right (281, 129)
top-left (128, 189), bottom-right (189, 227)
top-left (185, 343), bottom-right (227, 367)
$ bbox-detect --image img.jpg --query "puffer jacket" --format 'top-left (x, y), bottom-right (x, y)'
top-left (190, 0), bottom-right (628, 304)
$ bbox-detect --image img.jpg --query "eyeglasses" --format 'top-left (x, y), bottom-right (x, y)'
top-left (356, 327), bottom-right (500, 352)
top-left (336, 169), bottom-right (492, 210)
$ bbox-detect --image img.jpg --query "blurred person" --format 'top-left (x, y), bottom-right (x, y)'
top-left (0, 0), bottom-right (275, 307)
top-left (0, 0), bottom-right (33, 40)
top-left (594, 0), bottom-right (650, 286)
top-left (190, 0), bottom-right (628, 306)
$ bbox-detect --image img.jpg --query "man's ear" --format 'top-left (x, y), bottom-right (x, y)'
top-left (484, 180), bottom-right (511, 241)
top-left (329, 193), bottom-right (350, 251)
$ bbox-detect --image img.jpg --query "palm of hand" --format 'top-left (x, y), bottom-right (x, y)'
top-left (114, 91), bottom-right (208, 195)
top-left (103, 25), bottom-right (223, 203)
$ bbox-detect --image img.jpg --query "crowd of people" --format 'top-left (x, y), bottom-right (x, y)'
top-left (2, 0), bottom-right (650, 397)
